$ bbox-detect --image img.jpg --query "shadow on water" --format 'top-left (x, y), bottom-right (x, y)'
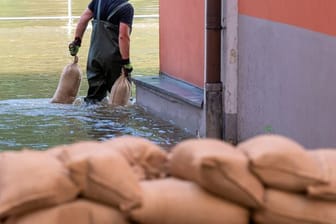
top-left (0, 98), bottom-right (194, 151)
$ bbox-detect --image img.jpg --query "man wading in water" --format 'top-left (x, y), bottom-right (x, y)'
top-left (69, 0), bottom-right (134, 104)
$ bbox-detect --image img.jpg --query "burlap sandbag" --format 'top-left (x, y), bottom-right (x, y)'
top-left (253, 189), bottom-right (336, 224)
top-left (108, 71), bottom-right (131, 106)
top-left (51, 56), bottom-right (82, 104)
top-left (237, 134), bottom-right (326, 192)
top-left (0, 150), bottom-right (79, 219)
top-left (5, 199), bottom-right (130, 224)
top-left (307, 149), bottom-right (336, 200)
top-left (58, 141), bottom-right (142, 211)
top-left (102, 136), bottom-right (168, 180)
top-left (169, 138), bottom-right (264, 208)
top-left (130, 178), bottom-right (249, 224)
top-left (45, 145), bottom-right (68, 158)
top-left (56, 141), bottom-right (112, 190)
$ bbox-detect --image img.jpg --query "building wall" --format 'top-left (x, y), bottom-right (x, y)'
top-left (159, 0), bottom-right (204, 88)
top-left (237, 0), bottom-right (336, 148)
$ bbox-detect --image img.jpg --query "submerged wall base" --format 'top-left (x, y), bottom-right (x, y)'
top-left (132, 74), bottom-right (203, 136)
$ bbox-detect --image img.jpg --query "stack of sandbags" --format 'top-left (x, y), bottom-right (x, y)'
top-left (237, 134), bottom-right (336, 224)
top-left (0, 150), bottom-right (79, 222)
top-left (2, 134), bottom-right (336, 224)
top-left (0, 136), bottom-right (169, 224)
top-left (237, 135), bottom-right (327, 192)
top-left (168, 138), bottom-right (264, 209)
top-left (153, 138), bottom-right (258, 224)
top-left (101, 137), bottom-right (250, 224)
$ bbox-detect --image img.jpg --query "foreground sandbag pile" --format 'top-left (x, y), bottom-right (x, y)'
top-left (0, 135), bottom-right (335, 224)
top-left (237, 136), bottom-right (336, 224)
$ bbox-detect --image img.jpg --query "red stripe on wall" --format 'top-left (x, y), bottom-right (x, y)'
top-left (239, 0), bottom-right (336, 36)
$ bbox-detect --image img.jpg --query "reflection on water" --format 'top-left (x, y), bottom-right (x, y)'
top-left (0, 99), bottom-right (193, 151)
top-left (0, 0), bottom-right (194, 151)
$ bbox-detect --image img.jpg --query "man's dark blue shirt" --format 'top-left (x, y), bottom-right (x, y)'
top-left (88, 0), bottom-right (134, 27)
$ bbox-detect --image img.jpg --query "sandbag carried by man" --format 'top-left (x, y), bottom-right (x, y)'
top-left (108, 71), bottom-right (131, 106)
top-left (51, 56), bottom-right (82, 104)
top-left (69, 0), bottom-right (134, 105)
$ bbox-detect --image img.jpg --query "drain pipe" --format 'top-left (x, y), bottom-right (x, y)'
top-left (204, 0), bottom-right (223, 139)
top-left (222, 0), bottom-right (239, 144)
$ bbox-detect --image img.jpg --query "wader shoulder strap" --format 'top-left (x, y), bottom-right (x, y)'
top-left (97, 0), bottom-right (102, 20)
top-left (107, 1), bottom-right (131, 21)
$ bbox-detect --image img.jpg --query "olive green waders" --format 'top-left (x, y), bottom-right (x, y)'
top-left (85, 1), bottom-right (130, 103)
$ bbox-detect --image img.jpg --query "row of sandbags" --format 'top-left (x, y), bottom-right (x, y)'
top-left (0, 136), bottom-right (162, 224)
top-left (170, 135), bottom-right (336, 224)
top-left (0, 135), bottom-right (336, 224)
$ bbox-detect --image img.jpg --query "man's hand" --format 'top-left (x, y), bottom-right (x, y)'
top-left (121, 59), bottom-right (133, 77)
top-left (69, 37), bottom-right (82, 56)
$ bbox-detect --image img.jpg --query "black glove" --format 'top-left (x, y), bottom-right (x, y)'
top-left (69, 37), bottom-right (82, 56)
top-left (121, 58), bottom-right (133, 78)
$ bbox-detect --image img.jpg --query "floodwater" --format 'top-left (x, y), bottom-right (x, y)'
top-left (0, 0), bottom-right (194, 151)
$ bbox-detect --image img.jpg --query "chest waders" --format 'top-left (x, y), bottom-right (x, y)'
top-left (85, 1), bottom-right (130, 103)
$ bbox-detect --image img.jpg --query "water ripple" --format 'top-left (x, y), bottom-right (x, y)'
top-left (0, 98), bottom-right (194, 151)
